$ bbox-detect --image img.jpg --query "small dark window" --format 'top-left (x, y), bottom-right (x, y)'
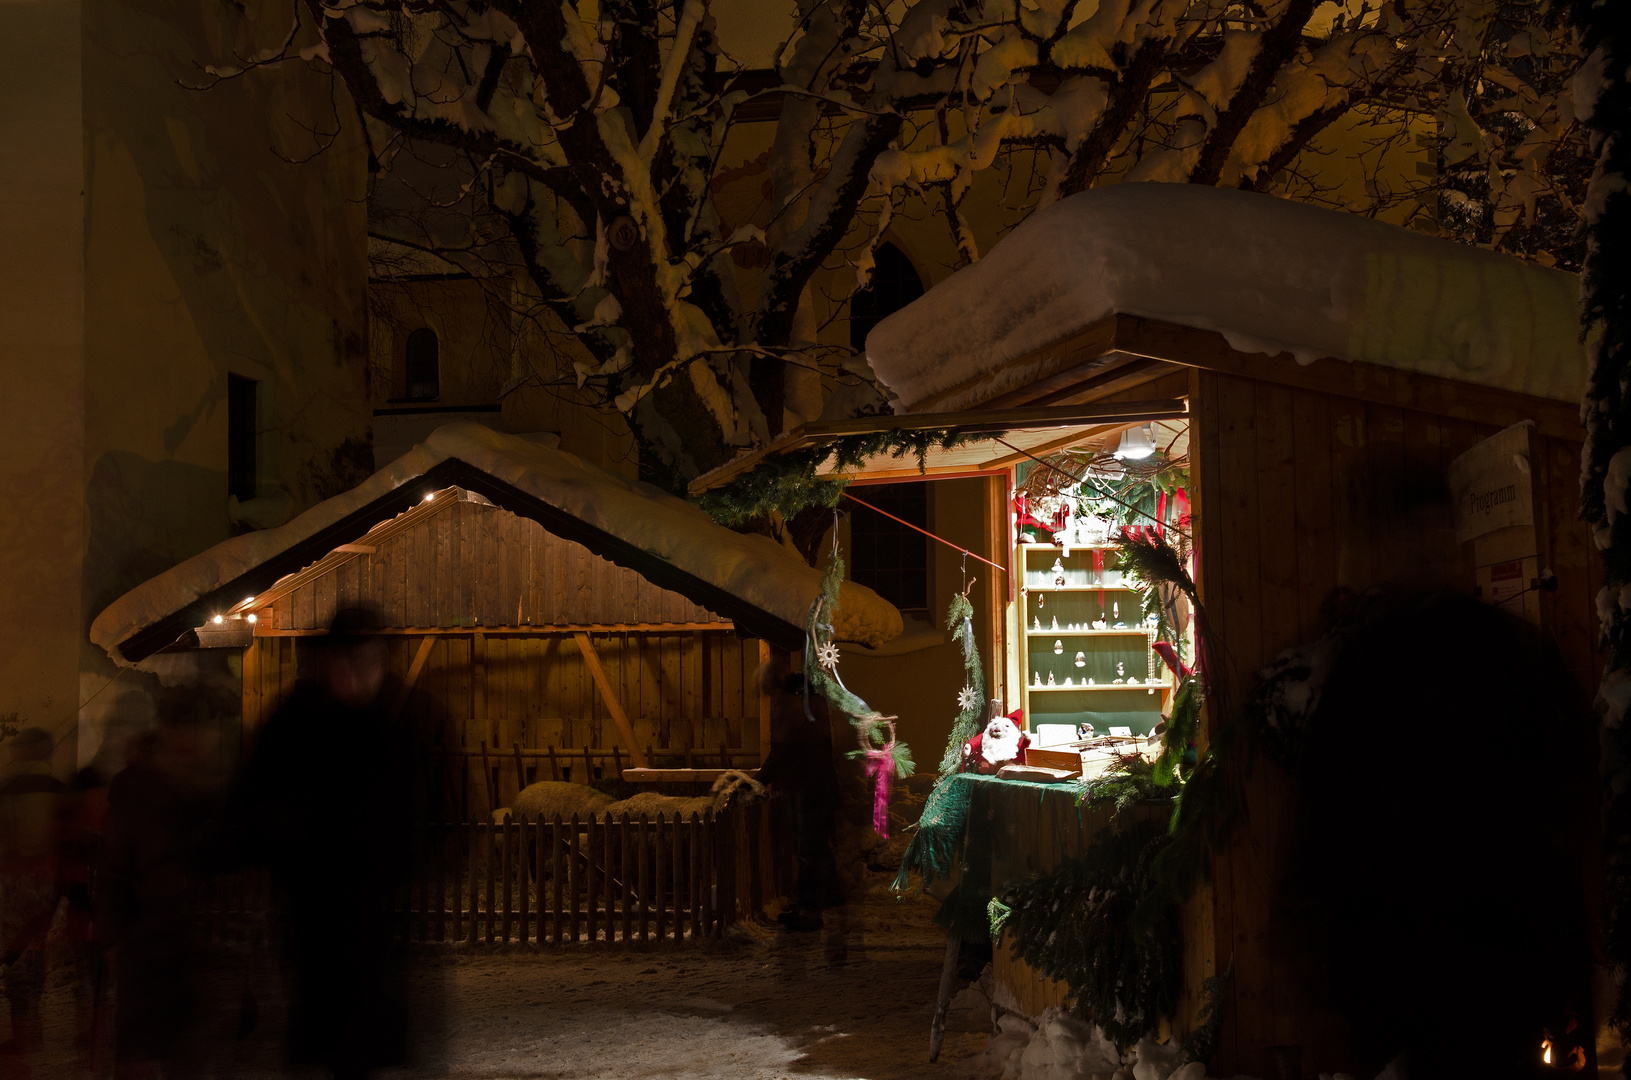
top-left (405, 328), bottom-right (440, 401)
top-left (849, 481), bottom-right (929, 612)
top-left (227, 374), bottom-right (258, 503)
top-left (850, 242), bottom-right (925, 352)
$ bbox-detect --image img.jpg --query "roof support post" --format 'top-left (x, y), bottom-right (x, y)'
top-left (758, 639), bottom-right (772, 766)
top-left (572, 631), bottom-right (649, 769)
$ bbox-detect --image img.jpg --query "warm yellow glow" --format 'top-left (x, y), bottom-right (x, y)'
top-left (423, 492), bottom-right (434, 502)
top-left (246, 613), bottom-right (257, 624)
top-left (212, 614), bottom-right (223, 625)
top-left (1542, 1039), bottom-right (1552, 1065)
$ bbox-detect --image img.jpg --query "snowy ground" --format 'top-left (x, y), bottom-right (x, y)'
top-left (18, 887), bottom-right (991, 1079)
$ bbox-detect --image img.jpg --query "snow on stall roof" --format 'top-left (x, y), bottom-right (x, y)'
top-left (90, 424), bottom-right (903, 661)
top-left (866, 183), bottom-right (1587, 412)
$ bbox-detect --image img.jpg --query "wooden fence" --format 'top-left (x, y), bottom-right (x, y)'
top-left (190, 798), bottom-right (794, 947)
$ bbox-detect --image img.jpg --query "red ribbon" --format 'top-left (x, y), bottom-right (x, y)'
top-left (1092, 549), bottom-right (1105, 605)
top-left (863, 748), bottom-right (894, 837)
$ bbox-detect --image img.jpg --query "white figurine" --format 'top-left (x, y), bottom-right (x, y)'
top-left (1087, 677), bottom-right (1096, 686)
top-left (1051, 615), bottom-right (1059, 631)
top-left (1051, 557), bottom-right (1067, 590)
top-left (1092, 614), bottom-right (1108, 631)
top-left (1074, 651), bottom-right (1087, 668)
top-left (1064, 676), bottom-right (1073, 687)
top-left (1113, 661), bottom-right (1126, 684)
top-left (1047, 671), bottom-right (1056, 686)
top-left (1033, 670), bottom-right (1042, 687)
top-left (1034, 616), bottom-right (1042, 631)
top-left (1053, 639), bottom-right (1064, 655)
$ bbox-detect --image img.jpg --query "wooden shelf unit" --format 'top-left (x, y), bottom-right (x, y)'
top-left (1016, 542), bottom-right (1170, 739)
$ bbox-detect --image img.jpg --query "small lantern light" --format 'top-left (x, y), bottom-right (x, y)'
top-left (1113, 424), bottom-right (1156, 461)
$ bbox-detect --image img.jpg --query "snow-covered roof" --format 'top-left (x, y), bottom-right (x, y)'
top-left (91, 424), bottom-right (902, 663)
top-left (867, 183), bottom-right (1587, 412)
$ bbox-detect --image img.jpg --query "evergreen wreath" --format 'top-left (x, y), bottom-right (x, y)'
top-left (802, 547), bottom-right (913, 834)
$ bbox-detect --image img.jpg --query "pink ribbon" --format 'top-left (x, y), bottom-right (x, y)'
top-left (863, 747), bottom-right (894, 837)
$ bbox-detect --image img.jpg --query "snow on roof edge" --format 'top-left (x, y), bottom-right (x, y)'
top-left (90, 424), bottom-right (903, 663)
top-left (866, 183), bottom-right (1588, 413)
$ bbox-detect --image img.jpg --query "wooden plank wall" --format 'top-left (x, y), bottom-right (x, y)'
top-left (260, 497), bottom-right (728, 631)
top-left (240, 498), bottom-right (764, 815)
top-left (1190, 368), bottom-right (1600, 1076)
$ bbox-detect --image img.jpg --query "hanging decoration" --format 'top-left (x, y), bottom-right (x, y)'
top-left (893, 567), bottom-right (988, 892)
top-left (802, 538), bottom-right (913, 838)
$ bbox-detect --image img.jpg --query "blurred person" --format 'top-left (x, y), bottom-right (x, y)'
top-left (228, 606), bottom-right (416, 1080)
top-left (1291, 460), bottom-right (1596, 1078)
top-left (62, 702), bottom-right (149, 1068)
top-left (101, 706), bottom-right (221, 1079)
top-left (755, 655), bottom-right (842, 932)
top-left (0, 728), bottom-right (66, 1078)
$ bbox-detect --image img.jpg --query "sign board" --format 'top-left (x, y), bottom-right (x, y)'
top-left (1447, 421), bottom-right (1535, 543)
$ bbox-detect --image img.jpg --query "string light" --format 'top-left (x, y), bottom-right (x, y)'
top-left (212, 614), bottom-right (224, 624)
top-left (246, 613), bottom-right (257, 624)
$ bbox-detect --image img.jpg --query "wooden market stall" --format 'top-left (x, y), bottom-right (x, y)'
top-left (706, 184), bottom-right (1600, 1074)
top-left (91, 424), bottom-right (903, 820)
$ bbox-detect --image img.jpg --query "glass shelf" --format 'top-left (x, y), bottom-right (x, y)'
top-left (1022, 585), bottom-right (1140, 593)
top-left (1029, 683), bottom-right (1168, 692)
top-left (1027, 628), bottom-right (1149, 636)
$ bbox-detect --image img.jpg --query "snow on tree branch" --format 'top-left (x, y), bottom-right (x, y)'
top-left (199, 0), bottom-right (1592, 495)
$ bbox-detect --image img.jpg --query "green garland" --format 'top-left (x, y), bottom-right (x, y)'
top-left (697, 428), bottom-right (988, 528)
top-left (803, 551), bottom-right (914, 785)
top-left (893, 592), bottom-right (988, 892)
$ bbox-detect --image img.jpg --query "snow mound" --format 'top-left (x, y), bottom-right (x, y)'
top-left (90, 424), bottom-right (902, 662)
top-left (866, 183), bottom-right (1587, 412)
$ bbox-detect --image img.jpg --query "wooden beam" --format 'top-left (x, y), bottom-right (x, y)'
top-left (253, 621), bottom-right (737, 637)
top-left (1110, 314), bottom-right (1584, 442)
top-left (572, 631), bottom-right (649, 768)
top-left (687, 399), bottom-right (1190, 496)
top-left (332, 543), bottom-right (377, 554)
top-left (390, 635), bottom-right (436, 720)
top-left (758, 639), bottom-right (772, 766)
top-left (1026, 357), bottom-right (1182, 409)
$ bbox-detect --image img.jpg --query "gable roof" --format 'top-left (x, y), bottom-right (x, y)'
top-left (91, 424), bottom-right (902, 663)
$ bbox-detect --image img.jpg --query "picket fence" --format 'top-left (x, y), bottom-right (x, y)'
top-left (191, 798), bottom-right (794, 947)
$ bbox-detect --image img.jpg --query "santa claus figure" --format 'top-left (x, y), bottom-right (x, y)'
top-left (963, 710), bottom-right (1029, 774)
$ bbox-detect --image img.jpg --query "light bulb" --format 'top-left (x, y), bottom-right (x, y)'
top-left (1113, 424), bottom-right (1156, 461)
top-left (246, 613), bottom-right (257, 624)
top-left (212, 614), bottom-right (223, 624)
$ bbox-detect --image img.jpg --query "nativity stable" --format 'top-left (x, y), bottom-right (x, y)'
top-left (91, 423), bottom-right (900, 817)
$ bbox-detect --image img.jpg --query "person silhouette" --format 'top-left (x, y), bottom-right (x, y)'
top-left (228, 606), bottom-right (415, 1080)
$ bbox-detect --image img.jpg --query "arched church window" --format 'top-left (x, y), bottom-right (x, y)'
top-left (405, 328), bottom-right (440, 401)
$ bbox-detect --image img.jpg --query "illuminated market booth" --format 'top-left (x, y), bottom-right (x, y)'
top-left (692, 183), bottom-right (1601, 1075)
